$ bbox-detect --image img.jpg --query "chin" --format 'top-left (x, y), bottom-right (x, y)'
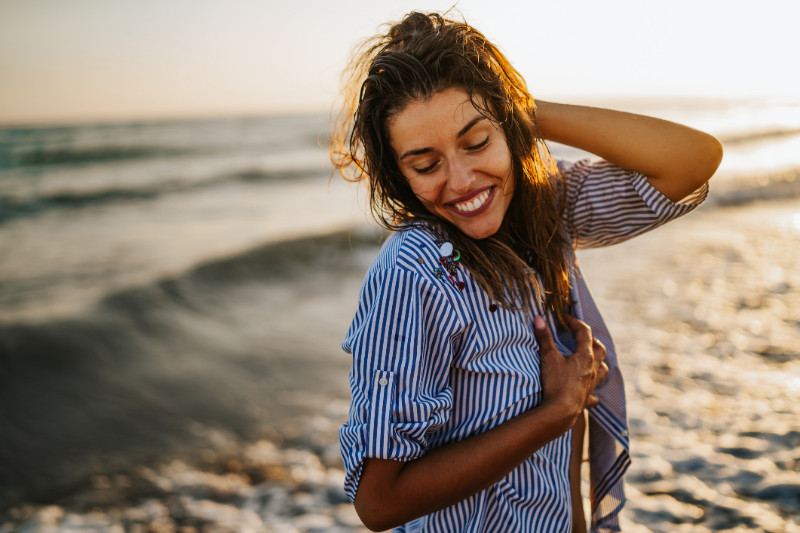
top-left (460, 222), bottom-right (502, 240)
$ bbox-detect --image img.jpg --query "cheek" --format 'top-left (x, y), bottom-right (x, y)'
top-left (404, 175), bottom-right (424, 197)
top-left (487, 143), bottom-right (513, 174)
top-left (405, 175), bottom-right (440, 204)
top-left (501, 148), bottom-right (514, 176)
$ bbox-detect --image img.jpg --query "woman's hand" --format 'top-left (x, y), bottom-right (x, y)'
top-left (534, 314), bottom-right (609, 423)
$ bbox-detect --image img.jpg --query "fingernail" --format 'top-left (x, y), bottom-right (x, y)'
top-left (534, 316), bottom-right (545, 330)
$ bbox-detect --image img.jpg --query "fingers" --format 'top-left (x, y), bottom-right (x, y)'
top-left (563, 314), bottom-right (591, 338)
top-left (536, 314), bottom-right (614, 414)
top-left (564, 315), bottom-right (592, 335)
top-left (585, 394), bottom-right (600, 409)
top-left (536, 315), bottom-right (600, 369)
top-left (533, 315), bottom-right (559, 356)
top-left (592, 338), bottom-right (608, 383)
top-left (592, 337), bottom-right (606, 362)
top-left (538, 314), bottom-right (594, 354)
top-left (597, 361), bottom-right (610, 383)
top-left (584, 362), bottom-right (610, 409)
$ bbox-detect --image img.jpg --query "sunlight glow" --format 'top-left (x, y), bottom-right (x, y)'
top-left (1, 0), bottom-right (799, 124)
top-left (792, 212), bottom-right (800, 232)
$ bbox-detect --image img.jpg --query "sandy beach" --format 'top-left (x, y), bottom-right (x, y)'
top-left (580, 199), bottom-right (800, 532)
top-left (2, 196), bottom-right (797, 532)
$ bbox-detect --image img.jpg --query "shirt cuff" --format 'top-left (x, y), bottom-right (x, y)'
top-left (631, 173), bottom-right (709, 222)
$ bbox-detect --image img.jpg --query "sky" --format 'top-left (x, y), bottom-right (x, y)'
top-left (1, 0), bottom-right (798, 125)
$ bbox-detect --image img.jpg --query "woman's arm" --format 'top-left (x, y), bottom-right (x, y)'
top-left (535, 101), bottom-right (723, 202)
top-left (354, 315), bottom-right (608, 532)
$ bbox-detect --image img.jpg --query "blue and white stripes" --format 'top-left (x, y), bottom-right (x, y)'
top-left (340, 159), bottom-right (708, 532)
top-left (563, 159), bottom-right (708, 249)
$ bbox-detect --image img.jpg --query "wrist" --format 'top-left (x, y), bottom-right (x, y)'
top-left (535, 396), bottom-right (582, 437)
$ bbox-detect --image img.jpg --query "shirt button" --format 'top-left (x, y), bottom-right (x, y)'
top-left (621, 430), bottom-right (629, 437)
top-left (379, 377), bottom-right (388, 386)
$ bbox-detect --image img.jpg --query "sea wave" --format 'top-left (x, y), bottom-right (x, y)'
top-left (0, 226), bottom-right (380, 506)
top-left (718, 126), bottom-right (800, 146)
top-left (1, 145), bottom-right (192, 169)
top-left (0, 165), bottom-right (331, 224)
top-left (0, 114), bottom-right (330, 171)
top-left (708, 166), bottom-right (800, 207)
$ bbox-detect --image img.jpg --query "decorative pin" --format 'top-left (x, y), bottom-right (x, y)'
top-left (433, 241), bottom-right (464, 290)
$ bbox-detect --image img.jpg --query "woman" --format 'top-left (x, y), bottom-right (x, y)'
top-left (331, 11), bottom-right (722, 533)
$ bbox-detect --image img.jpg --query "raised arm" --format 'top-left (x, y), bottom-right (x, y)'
top-left (353, 315), bottom-right (608, 531)
top-left (535, 101), bottom-right (723, 202)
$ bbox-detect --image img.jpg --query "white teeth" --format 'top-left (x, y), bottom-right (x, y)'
top-left (455, 190), bottom-right (490, 213)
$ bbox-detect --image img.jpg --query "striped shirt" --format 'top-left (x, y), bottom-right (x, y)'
top-left (340, 159), bottom-right (708, 532)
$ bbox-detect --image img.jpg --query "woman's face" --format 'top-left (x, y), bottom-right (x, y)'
top-left (388, 88), bottom-right (514, 240)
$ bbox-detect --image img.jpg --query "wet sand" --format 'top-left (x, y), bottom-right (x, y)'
top-left (3, 199), bottom-right (799, 532)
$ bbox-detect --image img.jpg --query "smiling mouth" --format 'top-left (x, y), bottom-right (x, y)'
top-left (452, 187), bottom-right (493, 214)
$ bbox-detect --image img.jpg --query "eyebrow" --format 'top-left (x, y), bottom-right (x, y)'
top-left (457, 115), bottom-right (485, 138)
top-left (399, 115), bottom-right (486, 160)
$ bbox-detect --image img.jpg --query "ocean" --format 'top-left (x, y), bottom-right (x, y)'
top-left (1, 97), bottom-right (799, 529)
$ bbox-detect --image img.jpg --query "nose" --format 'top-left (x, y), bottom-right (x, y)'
top-left (447, 154), bottom-right (475, 193)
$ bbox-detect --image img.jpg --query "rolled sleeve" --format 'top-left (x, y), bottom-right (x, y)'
top-left (561, 158), bottom-right (709, 249)
top-left (339, 268), bottom-right (463, 502)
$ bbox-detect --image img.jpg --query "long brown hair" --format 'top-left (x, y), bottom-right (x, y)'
top-left (331, 11), bottom-right (573, 323)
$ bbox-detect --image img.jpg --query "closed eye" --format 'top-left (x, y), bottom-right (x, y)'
top-left (467, 137), bottom-right (489, 151)
top-left (411, 136), bottom-right (489, 174)
top-left (413, 161), bottom-right (439, 174)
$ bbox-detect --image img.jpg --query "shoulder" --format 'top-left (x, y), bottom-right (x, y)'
top-left (368, 223), bottom-right (448, 280)
top-left (357, 223), bottom-right (471, 321)
top-left (345, 224), bottom-right (469, 346)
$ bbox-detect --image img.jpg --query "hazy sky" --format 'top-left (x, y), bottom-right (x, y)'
top-left (1, 0), bottom-right (798, 124)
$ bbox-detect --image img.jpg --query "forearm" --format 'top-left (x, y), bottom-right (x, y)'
top-left (355, 399), bottom-right (577, 531)
top-left (535, 100), bottom-right (723, 202)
